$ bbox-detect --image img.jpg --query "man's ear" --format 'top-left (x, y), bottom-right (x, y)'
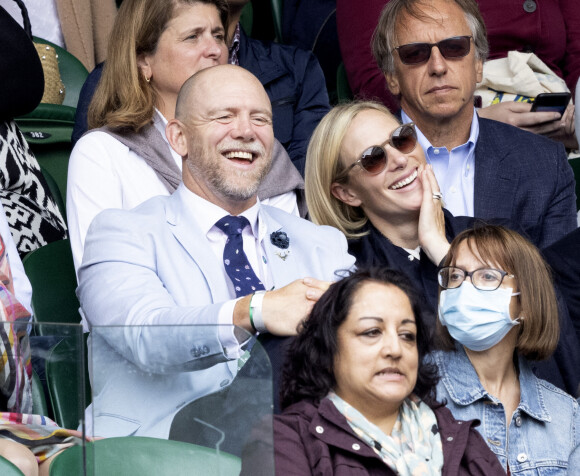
top-left (475, 58), bottom-right (483, 84)
top-left (137, 54), bottom-right (152, 82)
top-left (166, 119), bottom-right (188, 158)
top-left (330, 182), bottom-right (363, 208)
top-left (385, 72), bottom-right (401, 95)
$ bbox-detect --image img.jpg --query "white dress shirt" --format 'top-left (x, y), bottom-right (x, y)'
top-left (402, 109), bottom-right (479, 217)
top-left (180, 188), bottom-right (271, 352)
top-left (67, 110), bottom-right (299, 274)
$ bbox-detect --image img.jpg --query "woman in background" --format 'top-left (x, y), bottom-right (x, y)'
top-left (305, 101), bottom-right (475, 321)
top-left (67, 0), bottom-right (304, 271)
top-left (274, 267), bottom-right (505, 475)
top-left (434, 225), bottom-right (580, 474)
top-left (0, 2), bottom-right (67, 256)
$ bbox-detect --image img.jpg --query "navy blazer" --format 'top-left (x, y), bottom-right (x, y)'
top-left (473, 118), bottom-right (577, 249)
top-left (237, 29), bottom-right (330, 175)
top-left (543, 228), bottom-right (580, 343)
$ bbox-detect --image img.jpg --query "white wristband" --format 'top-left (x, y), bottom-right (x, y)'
top-left (250, 290), bottom-right (268, 333)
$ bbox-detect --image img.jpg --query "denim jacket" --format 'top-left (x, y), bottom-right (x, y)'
top-left (433, 347), bottom-right (580, 475)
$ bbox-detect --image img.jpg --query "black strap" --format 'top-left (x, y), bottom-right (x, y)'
top-left (12, 0), bottom-right (32, 40)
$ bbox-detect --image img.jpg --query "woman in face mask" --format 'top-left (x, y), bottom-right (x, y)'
top-left (433, 224), bottom-right (580, 475)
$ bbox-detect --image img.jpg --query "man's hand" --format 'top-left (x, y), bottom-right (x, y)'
top-left (233, 278), bottom-right (331, 335)
top-left (478, 101), bottom-right (578, 148)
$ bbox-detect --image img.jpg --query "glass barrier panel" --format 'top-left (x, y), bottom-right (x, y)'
top-left (88, 324), bottom-right (275, 476)
top-left (0, 322), bottom-right (87, 475)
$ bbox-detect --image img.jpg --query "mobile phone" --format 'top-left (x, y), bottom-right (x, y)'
top-left (530, 92), bottom-right (571, 114)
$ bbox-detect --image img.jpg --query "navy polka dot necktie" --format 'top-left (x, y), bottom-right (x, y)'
top-left (215, 215), bottom-right (265, 298)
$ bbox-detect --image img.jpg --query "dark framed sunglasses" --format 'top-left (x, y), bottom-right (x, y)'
top-left (336, 123), bottom-right (417, 180)
top-left (395, 36), bottom-right (472, 65)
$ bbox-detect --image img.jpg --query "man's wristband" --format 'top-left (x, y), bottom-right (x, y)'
top-left (249, 290), bottom-right (268, 333)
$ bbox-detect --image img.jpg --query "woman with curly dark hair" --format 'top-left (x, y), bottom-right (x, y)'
top-left (275, 268), bottom-right (504, 475)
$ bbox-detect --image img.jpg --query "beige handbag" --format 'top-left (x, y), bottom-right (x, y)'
top-left (33, 42), bottom-right (65, 104)
top-left (476, 51), bottom-right (568, 107)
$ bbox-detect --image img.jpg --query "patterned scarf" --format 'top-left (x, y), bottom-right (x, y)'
top-left (0, 232), bottom-right (32, 413)
top-left (328, 392), bottom-right (443, 476)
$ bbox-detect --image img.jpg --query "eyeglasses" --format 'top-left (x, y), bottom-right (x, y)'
top-left (336, 123), bottom-right (417, 180)
top-left (438, 266), bottom-right (515, 291)
top-left (394, 36), bottom-right (472, 65)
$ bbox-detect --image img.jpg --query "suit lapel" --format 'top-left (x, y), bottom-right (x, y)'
top-left (474, 119), bottom-right (517, 219)
top-left (165, 186), bottom-right (230, 300)
top-left (261, 208), bottom-right (300, 290)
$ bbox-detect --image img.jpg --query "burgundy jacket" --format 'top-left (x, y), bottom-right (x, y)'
top-left (273, 398), bottom-right (506, 475)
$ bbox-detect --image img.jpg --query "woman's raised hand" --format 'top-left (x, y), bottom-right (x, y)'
top-left (418, 164), bottom-right (450, 265)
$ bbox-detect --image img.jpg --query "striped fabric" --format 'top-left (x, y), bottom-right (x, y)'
top-left (0, 232), bottom-right (86, 462)
top-left (0, 233), bottom-right (32, 414)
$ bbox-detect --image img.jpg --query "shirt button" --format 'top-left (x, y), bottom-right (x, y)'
top-left (515, 415), bottom-right (522, 427)
top-left (523, 0), bottom-right (536, 12)
top-left (315, 426), bottom-right (324, 434)
top-left (219, 379), bottom-right (230, 387)
top-left (446, 436), bottom-right (453, 442)
top-left (517, 453), bottom-right (528, 462)
top-left (433, 149), bottom-right (440, 155)
top-left (450, 187), bottom-right (457, 194)
top-left (352, 443), bottom-right (360, 451)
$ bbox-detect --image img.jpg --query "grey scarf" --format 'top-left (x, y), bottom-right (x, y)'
top-left (96, 124), bottom-right (307, 216)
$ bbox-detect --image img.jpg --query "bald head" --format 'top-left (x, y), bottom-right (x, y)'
top-left (166, 64), bottom-right (275, 215)
top-left (175, 65), bottom-right (271, 122)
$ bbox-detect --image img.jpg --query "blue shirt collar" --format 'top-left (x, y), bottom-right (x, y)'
top-left (435, 346), bottom-right (551, 423)
top-left (401, 108), bottom-right (479, 153)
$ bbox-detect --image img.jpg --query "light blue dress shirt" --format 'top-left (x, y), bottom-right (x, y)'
top-left (401, 110), bottom-right (479, 217)
top-left (433, 346), bottom-right (580, 474)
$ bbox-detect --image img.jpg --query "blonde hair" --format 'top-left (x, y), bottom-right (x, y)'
top-left (305, 101), bottom-right (397, 239)
top-left (88, 0), bottom-right (228, 132)
top-left (437, 225), bottom-right (560, 360)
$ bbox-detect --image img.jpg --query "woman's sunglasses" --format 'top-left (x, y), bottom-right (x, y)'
top-left (337, 123), bottom-right (417, 179)
top-left (394, 36), bottom-right (472, 65)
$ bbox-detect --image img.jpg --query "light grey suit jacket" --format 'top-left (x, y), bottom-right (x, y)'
top-left (77, 184), bottom-right (354, 438)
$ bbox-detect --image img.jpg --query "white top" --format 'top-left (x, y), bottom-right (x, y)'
top-left (0, 203), bottom-right (32, 313)
top-left (67, 111), bottom-right (298, 273)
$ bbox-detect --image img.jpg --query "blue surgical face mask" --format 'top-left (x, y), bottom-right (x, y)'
top-left (438, 282), bottom-right (520, 351)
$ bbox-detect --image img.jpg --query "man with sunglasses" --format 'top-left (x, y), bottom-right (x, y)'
top-left (372, 0), bottom-right (577, 249)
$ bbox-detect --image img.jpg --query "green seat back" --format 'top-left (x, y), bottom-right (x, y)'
top-left (32, 37), bottom-right (89, 108)
top-left (45, 336), bottom-right (89, 429)
top-left (240, 2), bottom-right (253, 36)
top-left (22, 239), bottom-right (80, 334)
top-left (31, 368), bottom-right (49, 417)
top-left (0, 457), bottom-right (24, 476)
top-left (568, 157), bottom-right (580, 211)
top-left (50, 437), bottom-right (242, 476)
top-left (270, 0), bottom-right (283, 43)
top-left (336, 62), bottom-right (353, 103)
top-left (15, 103), bottom-right (74, 206)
